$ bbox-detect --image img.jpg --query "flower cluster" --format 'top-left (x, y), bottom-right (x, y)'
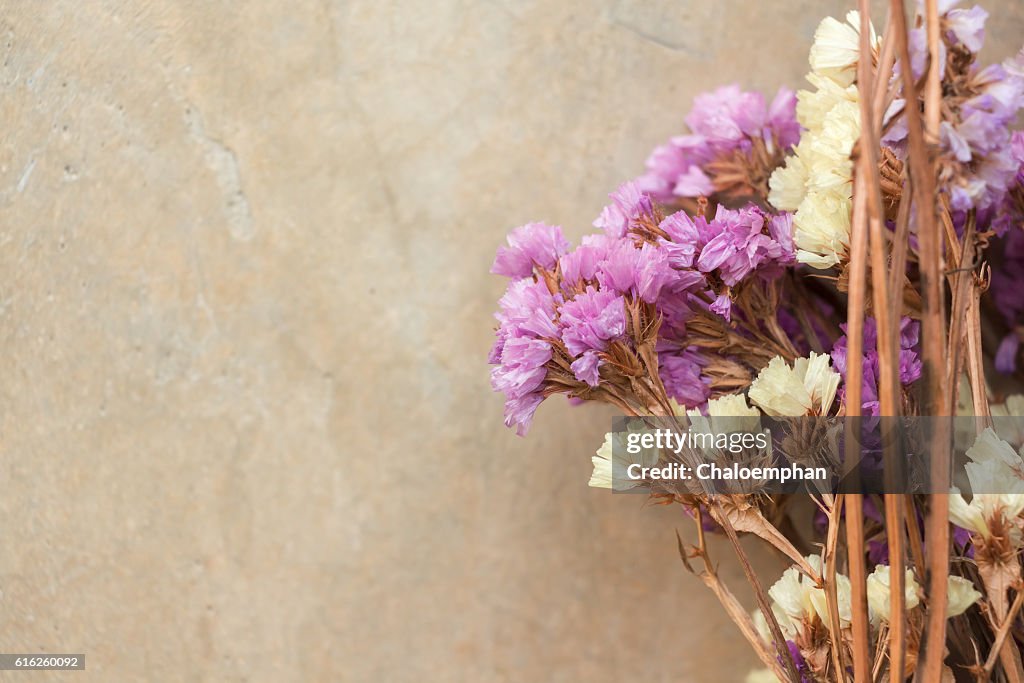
top-left (747, 352), bottom-right (840, 417)
top-left (753, 556), bottom-right (978, 680)
top-left (488, 2), bottom-right (1024, 679)
top-left (490, 179), bottom-right (803, 433)
top-left (769, 11), bottom-right (877, 268)
top-left (883, 2), bottom-right (1024, 231)
top-left (829, 317), bottom-right (923, 415)
top-left (634, 85), bottom-right (799, 208)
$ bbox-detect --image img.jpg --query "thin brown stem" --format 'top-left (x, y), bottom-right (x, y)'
top-left (824, 495), bottom-right (850, 681)
top-left (846, 167), bottom-right (873, 683)
top-left (885, 2), bottom-right (951, 681)
top-left (703, 504), bottom-right (805, 682)
top-left (982, 585), bottom-right (1024, 681)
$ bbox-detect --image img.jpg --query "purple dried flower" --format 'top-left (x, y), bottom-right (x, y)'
top-left (831, 317), bottom-right (922, 415)
top-left (996, 334), bottom-right (1020, 374)
top-left (710, 293), bottom-right (732, 322)
top-left (946, 5), bottom-right (988, 52)
top-left (559, 287), bottom-right (627, 356)
top-left (658, 346), bottom-right (711, 407)
top-left (596, 240), bottom-right (675, 303)
top-left (559, 234), bottom-right (613, 288)
top-left (593, 181), bottom-right (655, 238)
top-left (570, 350), bottom-right (602, 387)
top-left (992, 227), bottom-right (1024, 372)
top-left (696, 205), bottom-right (795, 286)
top-left (888, 6), bottom-right (1024, 227)
top-left (489, 278), bottom-right (561, 435)
top-left (635, 85), bottom-right (799, 203)
top-left (491, 222), bottom-right (570, 279)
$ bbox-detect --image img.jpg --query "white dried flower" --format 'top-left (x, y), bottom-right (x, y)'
top-left (809, 11), bottom-right (879, 87)
top-left (769, 565), bottom-right (817, 623)
top-left (784, 86), bottom-right (859, 268)
top-left (792, 189), bottom-right (852, 268)
top-left (588, 428), bottom-right (659, 490)
top-left (946, 576), bottom-right (982, 618)
top-left (805, 99), bottom-right (859, 191)
top-left (797, 72), bottom-right (859, 132)
top-left (752, 600), bottom-right (799, 642)
top-left (809, 571), bottom-right (853, 627)
top-left (768, 155), bottom-right (808, 212)
top-left (949, 428), bottom-right (1024, 540)
top-left (866, 564), bottom-right (920, 625)
top-left (764, 554), bottom-right (852, 637)
top-left (768, 12), bottom-right (875, 268)
top-left (748, 353), bottom-right (840, 417)
top-left (687, 393), bottom-right (763, 436)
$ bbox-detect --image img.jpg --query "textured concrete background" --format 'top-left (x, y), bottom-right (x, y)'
top-left (3, 1), bottom-right (1024, 681)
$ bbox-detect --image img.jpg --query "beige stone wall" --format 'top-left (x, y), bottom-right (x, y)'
top-left (3, 1), bottom-right (1024, 681)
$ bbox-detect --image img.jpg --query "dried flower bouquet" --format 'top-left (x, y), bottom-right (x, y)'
top-left (488, 1), bottom-right (1024, 680)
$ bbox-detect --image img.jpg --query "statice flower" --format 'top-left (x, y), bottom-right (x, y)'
top-left (748, 352), bottom-right (841, 417)
top-left (949, 429), bottom-right (1024, 544)
top-left (655, 205), bottom-right (796, 323)
top-left (829, 317), bottom-right (923, 415)
top-left (809, 11), bottom-right (877, 86)
top-left (635, 85), bottom-right (799, 205)
top-left (946, 575), bottom-right (983, 617)
top-left (593, 181), bottom-right (657, 238)
top-left (769, 11), bottom-right (876, 268)
top-left (658, 346), bottom-right (711, 407)
top-left (596, 240), bottom-right (676, 304)
top-left (559, 289), bottom-right (626, 355)
top-left (696, 206), bottom-right (795, 287)
top-left (490, 222), bottom-right (570, 279)
top-left (489, 279), bottom-right (560, 434)
top-left (883, 3), bottom-right (1024, 230)
top-left (989, 140), bottom-right (1024, 373)
top-left (866, 564), bottom-right (920, 625)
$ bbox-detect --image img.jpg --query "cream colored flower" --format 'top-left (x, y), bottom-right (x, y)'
top-left (752, 600), bottom-right (800, 642)
top-left (949, 429), bottom-right (1024, 540)
top-left (768, 12), bottom-right (874, 268)
top-left (797, 72), bottom-right (859, 132)
top-left (946, 576), bottom-right (982, 618)
top-left (866, 564), bottom-right (920, 625)
top-left (764, 554), bottom-right (851, 634)
top-left (748, 353), bottom-right (840, 417)
top-left (964, 427), bottom-right (1024, 488)
top-left (588, 428), bottom-right (659, 490)
top-left (793, 189), bottom-right (852, 268)
top-left (805, 99), bottom-right (859, 192)
top-left (687, 393), bottom-right (763, 436)
top-left (809, 11), bottom-right (879, 87)
top-left (809, 571), bottom-right (853, 626)
top-left (769, 564), bottom-right (818, 623)
top-left (768, 155), bottom-right (808, 212)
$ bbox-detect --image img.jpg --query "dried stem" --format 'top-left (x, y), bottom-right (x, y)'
top-left (883, 495), bottom-right (907, 681)
top-left (883, 2), bottom-right (952, 680)
top-left (675, 526), bottom-right (797, 682)
top-left (824, 495), bottom-right (850, 681)
top-left (846, 161), bottom-right (873, 683)
top-left (858, 5), bottom-right (908, 678)
top-left (982, 584), bottom-right (1024, 681)
top-left (712, 500), bottom-right (804, 681)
